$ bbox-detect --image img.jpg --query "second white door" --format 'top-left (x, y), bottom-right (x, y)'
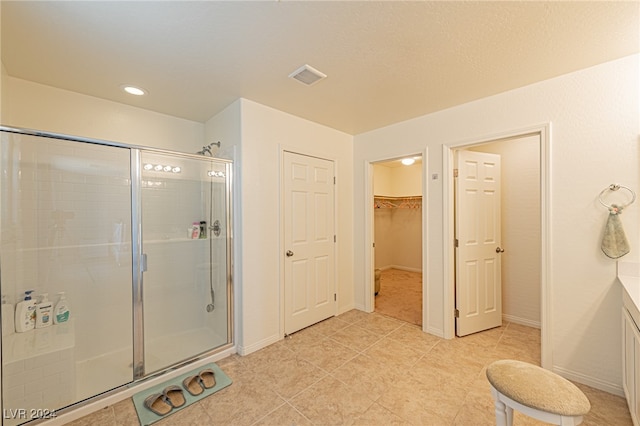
top-left (283, 151), bottom-right (336, 335)
top-left (455, 150), bottom-right (503, 337)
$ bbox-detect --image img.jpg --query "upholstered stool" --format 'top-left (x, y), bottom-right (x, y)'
top-left (486, 360), bottom-right (591, 426)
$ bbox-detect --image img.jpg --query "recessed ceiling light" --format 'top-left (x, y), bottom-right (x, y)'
top-left (121, 85), bottom-right (147, 96)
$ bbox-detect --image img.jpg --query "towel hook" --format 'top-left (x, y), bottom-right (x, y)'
top-left (598, 184), bottom-right (636, 210)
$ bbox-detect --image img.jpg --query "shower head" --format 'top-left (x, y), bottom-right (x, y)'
top-left (197, 141), bottom-right (221, 156)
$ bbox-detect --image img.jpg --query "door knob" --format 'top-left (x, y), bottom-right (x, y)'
top-left (496, 247), bottom-right (505, 253)
top-left (286, 250), bottom-right (294, 257)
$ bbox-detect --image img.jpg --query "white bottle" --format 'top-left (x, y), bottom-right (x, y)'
top-left (53, 292), bottom-right (70, 324)
top-left (35, 293), bottom-right (53, 328)
top-left (2, 295), bottom-right (15, 335)
top-left (14, 291), bottom-right (36, 333)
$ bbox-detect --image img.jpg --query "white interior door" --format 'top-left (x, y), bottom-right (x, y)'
top-left (284, 151), bottom-right (336, 335)
top-left (455, 150), bottom-right (502, 336)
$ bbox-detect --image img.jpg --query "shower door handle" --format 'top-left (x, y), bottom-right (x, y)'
top-left (141, 253), bottom-right (148, 272)
top-left (286, 250), bottom-right (294, 257)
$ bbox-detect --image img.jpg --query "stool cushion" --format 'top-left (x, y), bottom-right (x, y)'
top-left (486, 360), bottom-right (591, 416)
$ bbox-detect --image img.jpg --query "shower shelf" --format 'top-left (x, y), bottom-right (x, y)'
top-left (144, 238), bottom-right (212, 245)
top-left (2, 320), bottom-right (75, 364)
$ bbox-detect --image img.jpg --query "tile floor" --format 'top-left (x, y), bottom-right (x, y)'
top-left (374, 268), bottom-right (422, 326)
top-left (68, 310), bottom-right (631, 426)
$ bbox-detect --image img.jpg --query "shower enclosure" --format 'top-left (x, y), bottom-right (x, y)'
top-left (0, 127), bottom-right (232, 425)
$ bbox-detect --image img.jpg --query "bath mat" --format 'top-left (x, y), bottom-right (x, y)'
top-left (132, 362), bottom-right (232, 425)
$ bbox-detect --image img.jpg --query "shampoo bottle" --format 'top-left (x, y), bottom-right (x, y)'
top-left (35, 293), bottom-right (53, 328)
top-left (14, 290), bottom-right (36, 333)
top-left (2, 296), bottom-right (15, 335)
top-left (53, 292), bottom-right (70, 324)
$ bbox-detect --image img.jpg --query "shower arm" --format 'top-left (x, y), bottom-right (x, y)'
top-left (197, 141), bottom-right (221, 156)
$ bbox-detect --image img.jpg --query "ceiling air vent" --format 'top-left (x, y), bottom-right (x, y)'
top-left (288, 64), bottom-right (327, 86)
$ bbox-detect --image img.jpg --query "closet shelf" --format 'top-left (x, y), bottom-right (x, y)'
top-left (374, 195), bottom-right (422, 209)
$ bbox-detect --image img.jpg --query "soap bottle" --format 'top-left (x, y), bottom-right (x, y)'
top-left (2, 295), bottom-right (15, 335)
top-left (191, 222), bottom-right (200, 239)
top-left (35, 293), bottom-right (53, 328)
top-left (53, 292), bottom-right (70, 324)
top-left (14, 290), bottom-right (36, 333)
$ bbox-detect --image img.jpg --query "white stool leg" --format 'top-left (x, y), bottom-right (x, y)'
top-left (490, 385), bottom-right (513, 426)
top-left (560, 415), bottom-right (583, 425)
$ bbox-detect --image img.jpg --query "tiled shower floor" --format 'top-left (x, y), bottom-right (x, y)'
top-left (67, 310), bottom-right (631, 425)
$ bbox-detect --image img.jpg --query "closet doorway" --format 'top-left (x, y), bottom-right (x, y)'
top-left (372, 156), bottom-right (423, 326)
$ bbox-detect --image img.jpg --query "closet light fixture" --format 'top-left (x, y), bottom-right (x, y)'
top-left (121, 85), bottom-right (147, 96)
top-left (401, 158), bottom-right (415, 166)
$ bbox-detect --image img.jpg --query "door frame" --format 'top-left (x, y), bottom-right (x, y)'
top-left (443, 123), bottom-right (552, 368)
top-left (279, 146), bottom-right (339, 337)
top-left (363, 148), bottom-right (429, 331)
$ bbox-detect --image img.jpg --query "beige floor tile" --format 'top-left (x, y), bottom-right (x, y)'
top-left (386, 323), bottom-right (442, 354)
top-left (363, 337), bottom-right (424, 371)
top-left (70, 317), bottom-right (629, 426)
top-left (281, 325), bottom-right (325, 353)
top-left (198, 369), bottom-right (285, 426)
top-left (374, 269), bottom-right (422, 326)
top-left (253, 403), bottom-right (313, 426)
top-left (331, 323), bottom-right (383, 352)
top-left (413, 341), bottom-right (487, 388)
top-left (310, 316), bottom-right (351, 336)
top-left (576, 382), bottom-right (633, 426)
top-left (65, 407), bottom-right (116, 426)
top-left (290, 376), bottom-right (375, 425)
top-left (353, 312), bottom-right (405, 336)
top-left (154, 402), bottom-right (212, 426)
top-left (241, 341), bottom-right (297, 373)
top-left (337, 309), bottom-right (372, 324)
top-left (112, 399), bottom-right (140, 426)
top-left (454, 325), bottom-right (504, 349)
top-left (260, 355), bottom-right (328, 399)
top-left (376, 375), bottom-right (455, 425)
top-left (351, 402), bottom-right (411, 426)
top-left (454, 377), bottom-right (498, 426)
top-left (293, 336), bottom-right (359, 372)
top-left (331, 353), bottom-right (404, 401)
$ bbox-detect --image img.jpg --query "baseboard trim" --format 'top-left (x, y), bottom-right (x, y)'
top-left (377, 265), bottom-right (422, 273)
top-left (237, 333), bottom-right (281, 356)
top-left (426, 325), bottom-right (444, 338)
top-left (553, 365), bottom-right (624, 397)
top-left (502, 313), bottom-right (541, 329)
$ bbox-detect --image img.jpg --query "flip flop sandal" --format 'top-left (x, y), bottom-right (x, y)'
top-left (182, 375), bottom-right (204, 396)
top-left (198, 369), bottom-right (216, 389)
top-left (144, 393), bottom-right (172, 416)
top-left (163, 385), bottom-right (186, 408)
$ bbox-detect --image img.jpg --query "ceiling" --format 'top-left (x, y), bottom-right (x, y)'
top-left (2, 1), bottom-right (638, 135)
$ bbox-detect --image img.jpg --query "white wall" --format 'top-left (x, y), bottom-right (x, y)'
top-left (469, 135), bottom-right (541, 327)
top-left (354, 54), bottom-right (639, 394)
top-left (1, 75), bottom-right (205, 151)
top-left (207, 99), bottom-right (354, 355)
top-left (374, 163), bottom-right (423, 271)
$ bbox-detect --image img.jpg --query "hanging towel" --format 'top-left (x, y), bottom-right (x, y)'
top-left (601, 204), bottom-right (630, 259)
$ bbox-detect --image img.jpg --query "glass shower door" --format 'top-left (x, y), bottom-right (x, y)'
top-left (0, 131), bottom-right (134, 425)
top-left (139, 151), bottom-right (230, 375)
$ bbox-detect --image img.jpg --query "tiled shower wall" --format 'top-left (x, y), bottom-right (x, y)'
top-left (1, 134), bottom-right (134, 362)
